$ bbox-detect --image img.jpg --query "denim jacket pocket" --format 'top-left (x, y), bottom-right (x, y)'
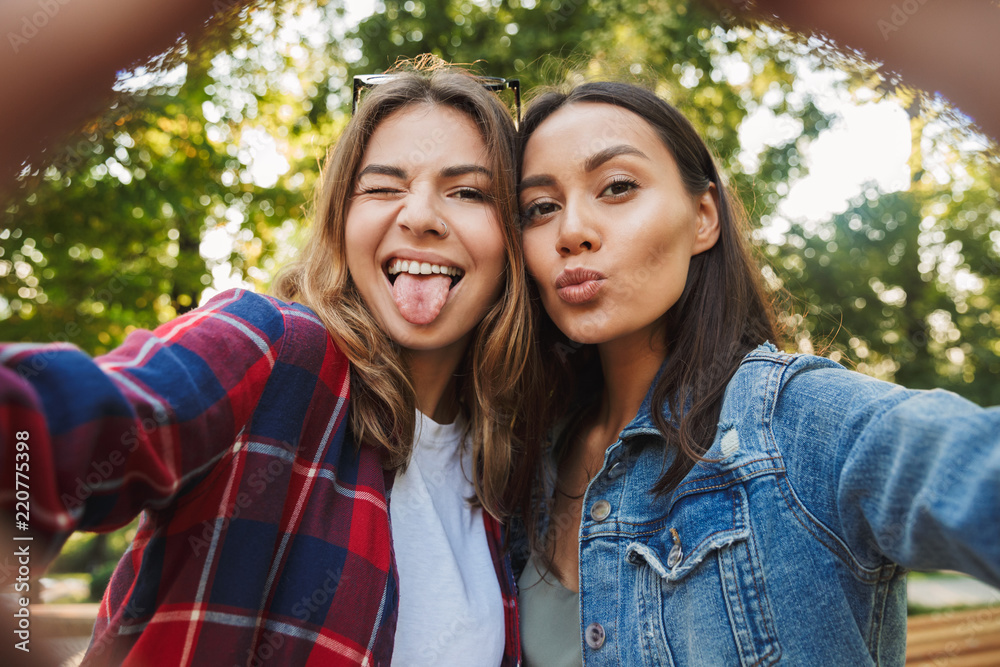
top-left (624, 483), bottom-right (781, 667)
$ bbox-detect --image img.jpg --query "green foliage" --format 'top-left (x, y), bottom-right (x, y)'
top-left (2, 2), bottom-right (997, 386)
top-left (47, 520), bottom-right (139, 600)
top-left (38, 573), bottom-right (92, 604)
top-left (3, 0), bottom-right (997, 388)
top-left (770, 157), bottom-right (1000, 405)
top-left (48, 520), bottom-right (139, 574)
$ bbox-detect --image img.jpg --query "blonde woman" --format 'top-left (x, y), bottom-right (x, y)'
top-left (1, 66), bottom-right (538, 666)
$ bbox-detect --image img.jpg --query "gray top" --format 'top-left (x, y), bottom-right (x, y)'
top-left (517, 553), bottom-right (583, 667)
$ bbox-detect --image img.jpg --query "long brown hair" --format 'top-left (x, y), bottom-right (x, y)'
top-left (275, 63), bottom-right (543, 518)
top-left (519, 82), bottom-right (781, 500)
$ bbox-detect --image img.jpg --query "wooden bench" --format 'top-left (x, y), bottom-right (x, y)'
top-left (32, 603), bottom-right (100, 638)
top-left (906, 607), bottom-right (1000, 666)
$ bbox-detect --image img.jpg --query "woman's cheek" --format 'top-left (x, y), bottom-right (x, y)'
top-left (521, 229), bottom-right (550, 281)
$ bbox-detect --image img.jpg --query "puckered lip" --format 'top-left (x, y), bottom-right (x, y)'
top-left (555, 267), bottom-right (606, 288)
top-left (554, 266), bottom-right (606, 305)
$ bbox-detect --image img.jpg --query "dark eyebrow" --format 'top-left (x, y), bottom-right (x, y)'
top-left (441, 164), bottom-right (493, 179)
top-left (357, 163), bottom-right (492, 180)
top-left (518, 174), bottom-right (556, 193)
top-left (357, 164), bottom-right (406, 179)
top-left (519, 145), bottom-right (649, 194)
top-left (584, 145), bottom-right (649, 172)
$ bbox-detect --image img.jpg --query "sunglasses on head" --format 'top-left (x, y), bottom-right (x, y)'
top-left (351, 74), bottom-right (521, 125)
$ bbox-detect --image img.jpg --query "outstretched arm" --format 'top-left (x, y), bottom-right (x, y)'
top-left (716, 0), bottom-right (1000, 142)
top-left (0, 0), bottom-right (251, 185)
top-left (776, 364), bottom-right (1000, 584)
top-left (0, 289), bottom-right (287, 565)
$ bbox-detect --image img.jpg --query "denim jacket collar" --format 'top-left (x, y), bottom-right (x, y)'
top-left (614, 342), bottom-right (792, 510)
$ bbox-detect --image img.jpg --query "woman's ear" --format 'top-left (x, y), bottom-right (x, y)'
top-left (691, 183), bottom-right (721, 256)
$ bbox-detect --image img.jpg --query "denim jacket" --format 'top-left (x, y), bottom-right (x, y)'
top-left (518, 343), bottom-right (1000, 666)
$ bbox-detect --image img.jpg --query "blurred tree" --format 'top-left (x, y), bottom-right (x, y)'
top-left (768, 148), bottom-right (1000, 404)
top-left (48, 520), bottom-right (139, 601)
top-left (2, 0), bottom-right (998, 396)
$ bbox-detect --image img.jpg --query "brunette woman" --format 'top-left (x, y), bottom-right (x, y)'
top-left (514, 81), bottom-right (1000, 666)
top-left (1, 66), bottom-right (537, 666)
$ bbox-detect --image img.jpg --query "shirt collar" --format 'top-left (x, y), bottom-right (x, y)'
top-left (616, 359), bottom-right (673, 440)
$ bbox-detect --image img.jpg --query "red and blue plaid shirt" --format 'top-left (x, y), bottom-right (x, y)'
top-left (1, 289), bottom-right (521, 666)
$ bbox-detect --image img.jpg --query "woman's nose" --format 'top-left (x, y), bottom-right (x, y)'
top-left (556, 204), bottom-right (601, 256)
top-left (397, 191), bottom-right (448, 238)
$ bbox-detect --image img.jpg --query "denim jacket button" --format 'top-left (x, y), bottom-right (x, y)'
top-left (607, 461), bottom-right (625, 479)
top-left (585, 622), bottom-right (606, 649)
top-left (590, 499), bottom-right (611, 522)
top-left (667, 542), bottom-right (683, 568)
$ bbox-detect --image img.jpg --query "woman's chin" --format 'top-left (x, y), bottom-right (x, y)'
top-left (558, 328), bottom-right (609, 347)
top-left (383, 315), bottom-right (479, 356)
top-left (553, 315), bottom-right (614, 346)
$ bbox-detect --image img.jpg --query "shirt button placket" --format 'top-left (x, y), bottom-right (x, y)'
top-left (584, 458), bottom-right (616, 660)
top-left (584, 498), bottom-right (611, 657)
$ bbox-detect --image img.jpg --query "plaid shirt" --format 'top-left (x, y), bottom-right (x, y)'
top-left (1, 289), bottom-right (521, 666)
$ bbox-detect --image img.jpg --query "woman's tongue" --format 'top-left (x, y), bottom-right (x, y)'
top-left (392, 273), bottom-right (452, 325)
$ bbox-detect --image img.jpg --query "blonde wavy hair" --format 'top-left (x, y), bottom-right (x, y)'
top-left (274, 63), bottom-right (540, 518)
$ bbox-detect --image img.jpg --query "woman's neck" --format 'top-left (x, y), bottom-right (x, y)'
top-left (591, 329), bottom-right (667, 448)
top-left (404, 334), bottom-right (470, 424)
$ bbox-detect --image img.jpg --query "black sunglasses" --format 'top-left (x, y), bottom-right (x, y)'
top-left (351, 74), bottom-right (521, 125)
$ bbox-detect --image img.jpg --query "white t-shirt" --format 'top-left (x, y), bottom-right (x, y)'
top-left (388, 411), bottom-right (504, 666)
